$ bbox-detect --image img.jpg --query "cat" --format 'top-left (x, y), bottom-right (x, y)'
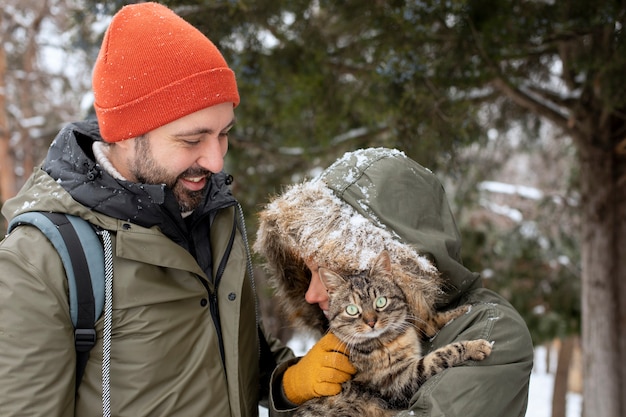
top-left (293, 250), bottom-right (492, 417)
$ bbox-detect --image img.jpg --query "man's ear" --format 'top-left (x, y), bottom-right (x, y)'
top-left (106, 136), bottom-right (140, 180)
top-left (112, 136), bottom-right (136, 152)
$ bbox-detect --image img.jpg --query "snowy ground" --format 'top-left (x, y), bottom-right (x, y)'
top-left (259, 339), bottom-right (582, 417)
top-left (527, 345), bottom-right (582, 417)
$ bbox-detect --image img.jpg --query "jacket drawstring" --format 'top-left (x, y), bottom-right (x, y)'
top-left (98, 229), bottom-right (113, 417)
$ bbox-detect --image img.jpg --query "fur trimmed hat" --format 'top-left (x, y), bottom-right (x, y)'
top-left (254, 148), bottom-right (482, 336)
top-left (254, 153), bottom-right (442, 335)
top-left (92, 2), bottom-right (240, 143)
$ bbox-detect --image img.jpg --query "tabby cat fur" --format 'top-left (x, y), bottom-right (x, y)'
top-left (293, 250), bottom-right (492, 417)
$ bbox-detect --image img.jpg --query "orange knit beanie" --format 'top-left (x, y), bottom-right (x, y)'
top-left (92, 2), bottom-right (240, 143)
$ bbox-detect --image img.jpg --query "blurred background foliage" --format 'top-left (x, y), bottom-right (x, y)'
top-left (7, 0), bottom-right (611, 347)
top-left (156, 0), bottom-right (586, 346)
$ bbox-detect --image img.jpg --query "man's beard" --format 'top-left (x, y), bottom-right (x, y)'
top-left (169, 170), bottom-right (210, 212)
top-left (131, 138), bottom-right (211, 212)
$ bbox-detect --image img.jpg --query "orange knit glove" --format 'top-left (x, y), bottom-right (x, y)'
top-left (282, 332), bottom-right (356, 405)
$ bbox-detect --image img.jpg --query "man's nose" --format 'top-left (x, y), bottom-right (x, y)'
top-left (197, 138), bottom-right (225, 173)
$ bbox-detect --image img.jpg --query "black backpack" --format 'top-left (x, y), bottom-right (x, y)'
top-left (7, 212), bottom-right (113, 392)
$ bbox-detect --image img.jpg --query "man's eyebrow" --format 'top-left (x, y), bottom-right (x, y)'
top-left (174, 118), bottom-right (236, 137)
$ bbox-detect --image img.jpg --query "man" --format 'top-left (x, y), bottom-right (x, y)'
top-left (0, 3), bottom-right (298, 415)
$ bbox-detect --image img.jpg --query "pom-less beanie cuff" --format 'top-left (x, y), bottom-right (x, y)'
top-left (94, 68), bottom-right (239, 143)
top-left (92, 2), bottom-right (240, 143)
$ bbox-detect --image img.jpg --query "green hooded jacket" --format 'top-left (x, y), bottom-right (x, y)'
top-left (0, 120), bottom-right (293, 416)
top-left (254, 148), bottom-right (533, 417)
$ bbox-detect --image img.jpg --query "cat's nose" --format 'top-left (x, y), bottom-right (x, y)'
top-left (363, 313), bottom-right (377, 328)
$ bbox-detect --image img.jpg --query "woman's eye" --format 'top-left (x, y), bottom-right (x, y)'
top-left (346, 304), bottom-right (359, 316)
top-left (375, 296), bottom-right (387, 309)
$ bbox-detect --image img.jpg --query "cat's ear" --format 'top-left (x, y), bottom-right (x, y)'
top-left (371, 250), bottom-right (393, 276)
top-left (318, 268), bottom-right (345, 293)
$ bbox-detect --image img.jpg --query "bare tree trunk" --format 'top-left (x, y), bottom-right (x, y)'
top-left (0, 28), bottom-right (16, 214)
top-left (580, 140), bottom-right (626, 417)
top-left (552, 336), bottom-right (575, 417)
top-left (15, 1), bottom-right (49, 191)
top-left (545, 340), bottom-right (554, 374)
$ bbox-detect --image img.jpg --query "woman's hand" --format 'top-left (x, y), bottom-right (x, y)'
top-left (282, 332), bottom-right (356, 405)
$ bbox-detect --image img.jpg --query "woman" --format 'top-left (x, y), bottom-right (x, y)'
top-left (255, 147), bottom-right (533, 417)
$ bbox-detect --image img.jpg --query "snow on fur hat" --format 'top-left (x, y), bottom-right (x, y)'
top-left (92, 2), bottom-right (240, 143)
top-left (256, 179), bottom-right (438, 276)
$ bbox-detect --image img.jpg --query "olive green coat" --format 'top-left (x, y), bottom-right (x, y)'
top-left (0, 121), bottom-right (293, 416)
top-left (255, 148), bottom-right (533, 417)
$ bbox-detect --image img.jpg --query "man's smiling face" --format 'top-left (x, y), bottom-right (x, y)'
top-left (119, 102), bottom-right (235, 212)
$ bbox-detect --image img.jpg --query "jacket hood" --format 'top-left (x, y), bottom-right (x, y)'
top-left (3, 119), bottom-right (236, 250)
top-left (254, 148), bottom-right (481, 335)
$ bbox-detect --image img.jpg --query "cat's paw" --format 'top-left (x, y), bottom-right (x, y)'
top-left (439, 305), bottom-right (471, 327)
top-left (467, 339), bottom-right (493, 361)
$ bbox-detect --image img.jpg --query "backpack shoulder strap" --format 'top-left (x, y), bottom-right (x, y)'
top-left (7, 212), bottom-right (105, 391)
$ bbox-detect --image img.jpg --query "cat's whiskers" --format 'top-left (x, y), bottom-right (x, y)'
top-left (323, 330), bottom-right (361, 363)
top-left (405, 313), bottom-right (437, 337)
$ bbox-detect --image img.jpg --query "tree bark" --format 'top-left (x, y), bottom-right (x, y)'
top-left (0, 31), bottom-right (16, 215)
top-left (15, 1), bottom-right (48, 191)
top-left (545, 341), bottom-right (554, 374)
top-left (552, 336), bottom-right (575, 417)
top-left (580, 139), bottom-right (626, 417)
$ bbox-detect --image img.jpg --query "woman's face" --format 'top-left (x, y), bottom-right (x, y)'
top-left (304, 259), bottom-right (330, 317)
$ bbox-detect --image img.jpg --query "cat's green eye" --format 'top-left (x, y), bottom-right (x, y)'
top-left (375, 296), bottom-right (387, 309)
top-left (345, 304), bottom-right (359, 316)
